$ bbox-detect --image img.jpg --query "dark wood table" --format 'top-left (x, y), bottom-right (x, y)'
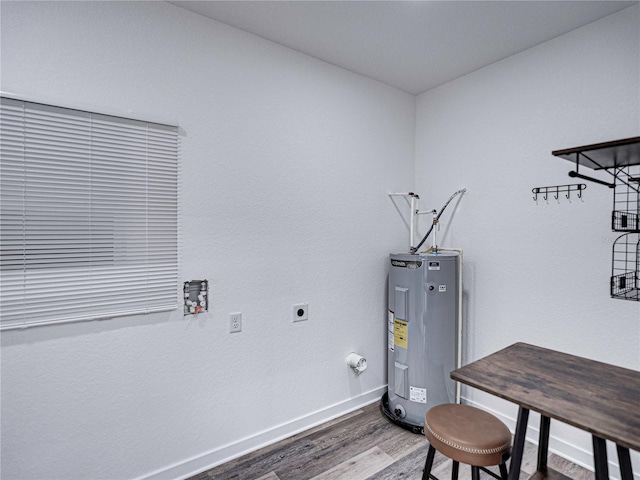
top-left (450, 342), bottom-right (640, 480)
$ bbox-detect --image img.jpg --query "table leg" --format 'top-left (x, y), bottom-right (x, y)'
top-left (592, 435), bottom-right (609, 480)
top-left (508, 406), bottom-right (529, 480)
top-left (537, 415), bottom-right (551, 471)
top-left (616, 445), bottom-right (633, 480)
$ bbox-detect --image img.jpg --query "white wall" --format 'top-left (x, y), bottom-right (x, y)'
top-left (415, 4), bottom-right (640, 477)
top-left (0, 2), bottom-right (415, 479)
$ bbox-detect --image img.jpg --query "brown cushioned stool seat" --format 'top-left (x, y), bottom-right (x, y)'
top-left (422, 404), bottom-right (511, 480)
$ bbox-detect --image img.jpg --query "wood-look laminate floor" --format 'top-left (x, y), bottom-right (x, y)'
top-left (188, 402), bottom-right (593, 480)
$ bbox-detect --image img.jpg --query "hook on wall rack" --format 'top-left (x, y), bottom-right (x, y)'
top-left (532, 184), bottom-right (586, 202)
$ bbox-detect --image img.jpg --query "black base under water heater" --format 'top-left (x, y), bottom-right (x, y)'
top-left (381, 252), bottom-right (458, 433)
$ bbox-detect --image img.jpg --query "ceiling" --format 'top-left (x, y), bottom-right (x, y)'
top-left (169, 1), bottom-right (637, 95)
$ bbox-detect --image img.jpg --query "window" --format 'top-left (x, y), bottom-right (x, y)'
top-left (0, 97), bottom-right (179, 329)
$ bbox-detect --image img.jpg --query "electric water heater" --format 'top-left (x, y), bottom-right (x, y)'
top-left (382, 251), bottom-right (459, 432)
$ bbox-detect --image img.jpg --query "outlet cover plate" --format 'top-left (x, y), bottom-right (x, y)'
top-left (293, 303), bottom-right (308, 322)
top-left (230, 312), bottom-right (242, 333)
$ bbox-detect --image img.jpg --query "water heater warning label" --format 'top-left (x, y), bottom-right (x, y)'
top-left (410, 386), bottom-right (427, 404)
top-left (394, 319), bottom-right (408, 349)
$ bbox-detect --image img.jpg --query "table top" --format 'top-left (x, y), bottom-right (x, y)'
top-left (451, 342), bottom-right (640, 451)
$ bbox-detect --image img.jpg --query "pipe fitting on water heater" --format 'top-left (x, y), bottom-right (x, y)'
top-left (346, 353), bottom-right (367, 374)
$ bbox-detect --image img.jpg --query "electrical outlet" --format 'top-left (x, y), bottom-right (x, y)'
top-left (293, 303), bottom-right (308, 322)
top-left (229, 312), bottom-right (242, 333)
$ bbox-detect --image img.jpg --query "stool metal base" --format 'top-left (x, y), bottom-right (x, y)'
top-left (422, 445), bottom-right (509, 480)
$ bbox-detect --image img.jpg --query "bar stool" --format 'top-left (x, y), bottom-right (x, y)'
top-left (422, 404), bottom-right (511, 480)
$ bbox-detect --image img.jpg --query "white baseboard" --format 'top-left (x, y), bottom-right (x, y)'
top-left (462, 397), bottom-right (640, 480)
top-left (134, 386), bottom-right (387, 480)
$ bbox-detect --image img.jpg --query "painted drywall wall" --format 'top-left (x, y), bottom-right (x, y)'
top-left (0, 2), bottom-right (415, 479)
top-left (415, 4), bottom-right (640, 477)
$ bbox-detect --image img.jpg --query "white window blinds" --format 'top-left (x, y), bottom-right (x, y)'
top-left (0, 97), bottom-right (179, 330)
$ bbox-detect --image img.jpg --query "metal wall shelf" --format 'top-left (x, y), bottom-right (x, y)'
top-left (552, 136), bottom-right (640, 170)
top-left (553, 137), bottom-right (640, 302)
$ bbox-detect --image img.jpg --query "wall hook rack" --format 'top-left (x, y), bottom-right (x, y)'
top-left (532, 184), bottom-right (586, 202)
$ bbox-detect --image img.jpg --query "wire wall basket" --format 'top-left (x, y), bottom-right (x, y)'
top-left (612, 164), bottom-right (640, 232)
top-left (611, 233), bottom-right (640, 301)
